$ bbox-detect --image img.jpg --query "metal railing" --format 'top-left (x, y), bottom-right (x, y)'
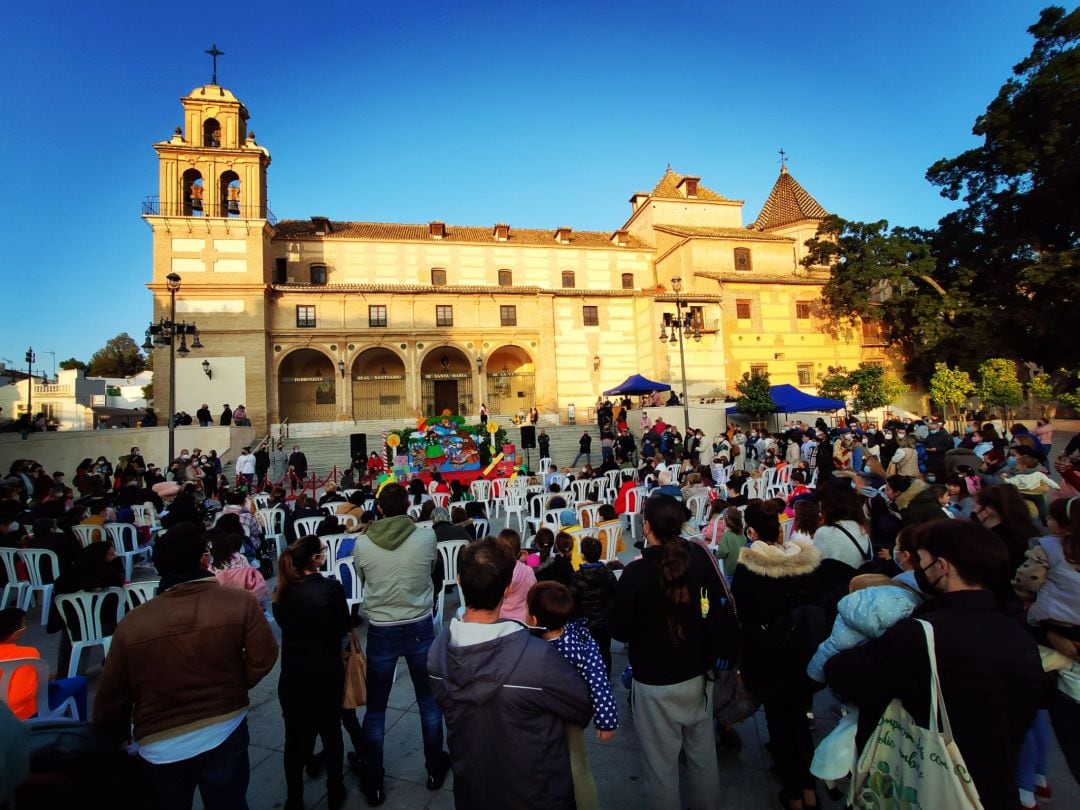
top-left (141, 197), bottom-right (277, 225)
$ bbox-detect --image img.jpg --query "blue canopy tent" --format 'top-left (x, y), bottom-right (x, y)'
top-left (726, 384), bottom-right (845, 416)
top-left (603, 374), bottom-right (672, 396)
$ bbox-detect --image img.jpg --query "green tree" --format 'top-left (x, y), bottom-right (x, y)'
top-left (1027, 370), bottom-right (1054, 417)
top-left (86, 333), bottom-right (147, 378)
top-left (926, 6), bottom-right (1080, 371)
top-left (978, 358), bottom-right (1024, 423)
top-left (142, 382), bottom-right (154, 406)
top-left (734, 370), bottom-right (776, 421)
top-left (58, 357), bottom-right (87, 371)
top-left (929, 362), bottom-right (975, 429)
top-left (847, 363), bottom-right (904, 420)
top-left (1058, 370), bottom-right (1080, 413)
top-left (816, 365), bottom-right (852, 403)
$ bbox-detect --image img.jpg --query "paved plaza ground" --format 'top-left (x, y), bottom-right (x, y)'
top-left (17, 422), bottom-right (1080, 808)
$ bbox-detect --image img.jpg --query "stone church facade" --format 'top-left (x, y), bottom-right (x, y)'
top-left (144, 82), bottom-right (872, 434)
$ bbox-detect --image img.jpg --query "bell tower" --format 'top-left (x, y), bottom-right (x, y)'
top-left (154, 84), bottom-right (270, 219)
top-left (143, 70), bottom-right (275, 434)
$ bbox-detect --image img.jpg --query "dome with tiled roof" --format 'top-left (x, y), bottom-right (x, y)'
top-left (752, 166), bottom-right (828, 230)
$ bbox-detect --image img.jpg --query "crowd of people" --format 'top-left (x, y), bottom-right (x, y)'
top-left (1, 407), bottom-right (1079, 809)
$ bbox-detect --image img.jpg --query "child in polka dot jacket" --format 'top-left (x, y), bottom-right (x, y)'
top-left (527, 581), bottom-right (618, 810)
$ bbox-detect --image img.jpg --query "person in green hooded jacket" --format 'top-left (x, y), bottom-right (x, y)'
top-left (352, 483), bottom-right (450, 805)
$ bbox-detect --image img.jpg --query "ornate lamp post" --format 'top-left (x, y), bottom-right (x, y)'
top-left (142, 272), bottom-right (204, 464)
top-left (657, 276), bottom-right (700, 434)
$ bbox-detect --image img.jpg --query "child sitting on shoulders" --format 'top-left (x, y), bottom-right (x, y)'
top-left (527, 582), bottom-right (618, 810)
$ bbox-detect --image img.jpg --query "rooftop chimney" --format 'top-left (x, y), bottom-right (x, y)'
top-left (677, 176), bottom-right (700, 198)
top-left (610, 229), bottom-right (629, 247)
top-left (554, 226), bottom-right (572, 244)
top-left (493, 223), bottom-right (510, 242)
top-left (429, 221), bottom-right (447, 239)
top-left (311, 216), bottom-right (332, 236)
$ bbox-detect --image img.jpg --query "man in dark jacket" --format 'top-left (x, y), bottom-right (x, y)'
top-left (219, 404), bottom-right (232, 426)
top-left (825, 520), bottom-right (1042, 810)
top-left (428, 537), bottom-right (591, 810)
top-left (923, 419), bottom-right (954, 479)
top-left (571, 431), bottom-right (592, 467)
top-left (196, 404), bottom-right (213, 427)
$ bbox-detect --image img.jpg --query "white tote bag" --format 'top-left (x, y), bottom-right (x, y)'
top-left (849, 620), bottom-right (983, 809)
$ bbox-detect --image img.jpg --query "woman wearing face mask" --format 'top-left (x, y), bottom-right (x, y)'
top-left (879, 430), bottom-right (899, 468)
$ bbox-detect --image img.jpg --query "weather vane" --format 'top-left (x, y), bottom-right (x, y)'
top-left (205, 44), bottom-right (224, 85)
top-left (778, 148), bottom-right (789, 166)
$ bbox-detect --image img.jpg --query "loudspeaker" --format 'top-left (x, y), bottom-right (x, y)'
top-left (350, 433), bottom-right (367, 459)
top-left (520, 426), bottom-right (536, 449)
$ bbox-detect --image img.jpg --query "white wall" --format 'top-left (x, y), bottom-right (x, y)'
top-left (172, 355), bottom-right (248, 416)
top-left (0, 425), bottom-right (257, 478)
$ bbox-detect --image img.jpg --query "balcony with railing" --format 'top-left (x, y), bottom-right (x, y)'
top-left (141, 196), bottom-right (277, 225)
top-left (32, 383), bottom-right (72, 396)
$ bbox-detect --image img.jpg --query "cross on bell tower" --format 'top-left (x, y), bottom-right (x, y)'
top-left (205, 44), bottom-right (224, 85)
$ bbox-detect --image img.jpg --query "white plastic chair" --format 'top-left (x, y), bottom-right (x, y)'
top-left (0, 548), bottom-right (29, 610)
top-left (782, 519), bottom-right (796, 543)
top-left (336, 513), bottom-right (361, 532)
top-left (55, 588), bottom-right (125, 678)
top-left (541, 509), bottom-right (563, 533)
top-left (0, 657), bottom-right (79, 722)
top-left (319, 535), bottom-right (355, 579)
top-left (72, 524), bottom-right (101, 548)
top-left (105, 523), bottom-right (150, 581)
top-left (432, 493), bottom-right (450, 509)
top-left (17, 548), bottom-right (60, 626)
top-left (685, 494), bottom-right (709, 530)
top-left (570, 479), bottom-right (593, 505)
top-left (436, 539), bottom-right (469, 597)
top-left (337, 558), bottom-right (364, 611)
top-left (469, 479), bottom-right (492, 513)
top-left (131, 504), bottom-right (163, 537)
top-left (124, 579), bottom-right (160, 611)
top-left (252, 493), bottom-right (270, 510)
top-left (596, 521), bottom-right (623, 562)
top-left (502, 492), bottom-right (526, 533)
top-left (406, 504), bottom-right (424, 520)
top-left (525, 492), bottom-right (549, 536)
top-left (257, 508), bottom-right (288, 557)
top-left (623, 487), bottom-right (647, 541)
top-left (294, 516), bottom-right (324, 538)
top-left (577, 502), bottom-right (603, 529)
top-left (470, 518), bottom-right (489, 539)
top-left (538, 458), bottom-right (553, 475)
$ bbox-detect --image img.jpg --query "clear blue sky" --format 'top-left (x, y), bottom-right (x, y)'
top-left (0, 0), bottom-right (1055, 373)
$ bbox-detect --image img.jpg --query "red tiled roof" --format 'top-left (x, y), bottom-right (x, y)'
top-left (272, 220), bottom-right (650, 250)
top-left (752, 167), bottom-right (828, 230)
top-left (654, 225), bottom-right (793, 243)
top-left (649, 167), bottom-right (732, 202)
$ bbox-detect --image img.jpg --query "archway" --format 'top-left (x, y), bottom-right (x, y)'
top-left (420, 346), bottom-right (473, 416)
top-left (182, 169), bottom-right (204, 216)
top-left (485, 345), bottom-right (535, 415)
top-left (220, 170), bottom-right (240, 217)
top-left (351, 347), bottom-right (407, 420)
top-left (277, 349), bottom-right (336, 423)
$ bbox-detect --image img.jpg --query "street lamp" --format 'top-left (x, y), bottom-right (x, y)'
top-left (142, 272), bottom-right (204, 463)
top-left (657, 275), bottom-right (700, 434)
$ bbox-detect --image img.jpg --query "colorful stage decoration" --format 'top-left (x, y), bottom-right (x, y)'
top-left (405, 411), bottom-right (481, 473)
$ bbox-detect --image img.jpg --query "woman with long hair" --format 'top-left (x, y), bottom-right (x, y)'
top-left (273, 535), bottom-right (350, 810)
top-left (732, 501), bottom-right (824, 810)
top-left (790, 500), bottom-right (821, 543)
top-left (973, 484), bottom-right (1041, 576)
top-left (608, 494), bottom-right (729, 809)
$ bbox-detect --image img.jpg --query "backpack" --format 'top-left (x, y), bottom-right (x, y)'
top-left (765, 602), bottom-right (830, 691)
top-left (688, 539), bottom-right (740, 670)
